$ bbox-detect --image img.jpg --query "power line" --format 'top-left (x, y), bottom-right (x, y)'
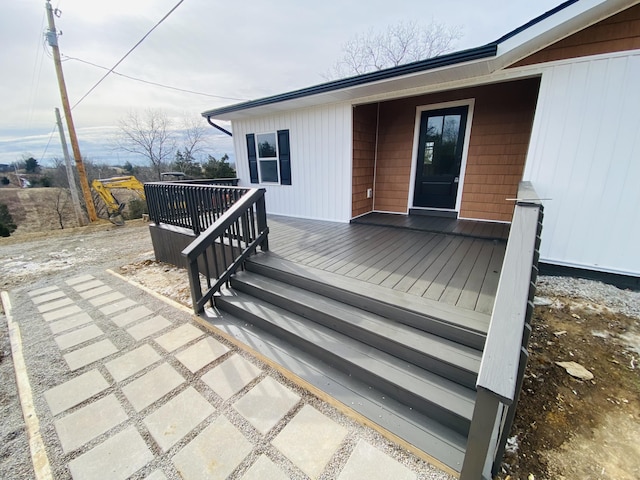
top-left (71, 0), bottom-right (187, 109)
top-left (63, 55), bottom-right (247, 101)
top-left (40, 125), bottom-right (58, 160)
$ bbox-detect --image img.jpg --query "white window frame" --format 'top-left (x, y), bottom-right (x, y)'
top-left (407, 98), bottom-right (475, 214)
top-left (255, 132), bottom-right (281, 184)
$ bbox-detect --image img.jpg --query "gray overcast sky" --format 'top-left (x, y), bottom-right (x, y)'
top-left (0, 0), bottom-right (561, 166)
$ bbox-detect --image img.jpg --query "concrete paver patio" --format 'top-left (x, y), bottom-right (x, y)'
top-left (4, 270), bottom-right (453, 479)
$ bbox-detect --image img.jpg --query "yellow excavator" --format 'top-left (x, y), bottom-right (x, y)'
top-left (91, 176), bottom-right (146, 226)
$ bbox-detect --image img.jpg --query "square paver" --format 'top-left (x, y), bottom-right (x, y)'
top-left (105, 344), bottom-right (161, 382)
top-left (241, 455), bottom-right (289, 480)
top-left (72, 279), bottom-right (104, 292)
top-left (31, 290), bottom-right (66, 304)
top-left (126, 316), bottom-right (172, 341)
top-left (111, 305), bottom-right (154, 328)
top-left (201, 355), bottom-right (262, 401)
top-left (37, 297), bottom-right (74, 313)
top-left (100, 298), bottom-right (136, 316)
top-left (44, 369), bottom-right (109, 416)
top-left (144, 386), bottom-right (215, 452)
top-left (29, 285), bottom-right (60, 297)
top-left (55, 394), bottom-right (128, 453)
top-left (233, 377), bottom-right (300, 434)
top-left (175, 337), bottom-right (229, 373)
top-left (272, 405), bottom-right (348, 478)
top-left (66, 274), bottom-right (95, 286)
top-left (90, 291), bottom-right (125, 307)
top-left (49, 312), bottom-right (93, 335)
top-left (337, 440), bottom-right (416, 480)
top-left (122, 363), bottom-right (184, 412)
top-left (155, 324), bottom-right (204, 352)
top-left (79, 285), bottom-right (112, 299)
top-left (55, 324), bottom-right (104, 350)
top-left (42, 305), bottom-right (82, 322)
top-left (63, 339), bottom-right (118, 371)
top-left (172, 415), bottom-right (252, 480)
top-left (68, 426), bottom-right (153, 480)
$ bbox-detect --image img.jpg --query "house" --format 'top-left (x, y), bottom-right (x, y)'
top-left (202, 0), bottom-right (640, 285)
top-left (141, 1), bottom-right (638, 476)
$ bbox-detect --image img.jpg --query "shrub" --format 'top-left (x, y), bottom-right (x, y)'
top-left (126, 198), bottom-right (148, 219)
top-left (0, 203), bottom-right (17, 237)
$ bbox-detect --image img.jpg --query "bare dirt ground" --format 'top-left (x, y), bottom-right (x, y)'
top-left (496, 290), bottom-right (640, 480)
top-left (1, 222), bottom-right (639, 479)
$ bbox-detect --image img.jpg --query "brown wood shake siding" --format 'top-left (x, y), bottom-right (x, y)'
top-left (352, 103), bottom-right (378, 217)
top-left (372, 77), bottom-right (540, 222)
top-left (511, 4), bottom-right (640, 68)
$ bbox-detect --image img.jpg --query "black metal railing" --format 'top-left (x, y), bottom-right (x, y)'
top-left (182, 188), bottom-right (269, 313)
top-left (162, 178), bottom-right (240, 186)
top-left (460, 181), bottom-right (543, 479)
top-left (144, 181), bottom-right (249, 235)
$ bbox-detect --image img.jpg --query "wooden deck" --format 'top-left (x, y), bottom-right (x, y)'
top-left (267, 215), bottom-right (506, 315)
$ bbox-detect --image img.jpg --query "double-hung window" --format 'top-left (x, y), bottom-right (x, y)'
top-left (246, 130), bottom-right (291, 185)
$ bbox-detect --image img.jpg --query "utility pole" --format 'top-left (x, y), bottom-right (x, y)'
top-left (55, 107), bottom-right (87, 226)
top-left (45, 0), bottom-right (97, 221)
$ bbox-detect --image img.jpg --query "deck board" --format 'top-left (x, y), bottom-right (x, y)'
top-left (267, 215), bottom-right (506, 315)
top-left (353, 212), bottom-right (510, 240)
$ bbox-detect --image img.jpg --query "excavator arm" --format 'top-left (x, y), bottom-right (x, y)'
top-left (91, 176), bottom-right (146, 225)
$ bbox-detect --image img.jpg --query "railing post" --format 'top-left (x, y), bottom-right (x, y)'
top-left (256, 189), bottom-right (269, 252)
top-left (460, 388), bottom-right (501, 480)
top-left (186, 258), bottom-right (203, 314)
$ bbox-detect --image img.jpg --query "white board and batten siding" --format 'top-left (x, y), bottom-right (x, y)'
top-left (524, 50), bottom-right (640, 276)
top-left (231, 103), bottom-right (353, 223)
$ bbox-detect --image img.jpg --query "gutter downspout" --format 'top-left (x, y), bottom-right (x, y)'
top-left (206, 116), bottom-right (233, 136)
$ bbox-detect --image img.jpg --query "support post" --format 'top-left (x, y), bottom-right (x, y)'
top-left (54, 108), bottom-right (87, 226)
top-left (256, 190), bottom-right (268, 251)
top-left (45, 0), bottom-right (97, 222)
top-left (460, 388), bottom-right (501, 480)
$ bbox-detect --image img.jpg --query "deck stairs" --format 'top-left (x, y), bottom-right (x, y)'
top-left (208, 252), bottom-right (491, 474)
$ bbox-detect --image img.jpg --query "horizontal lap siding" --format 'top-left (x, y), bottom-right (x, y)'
top-left (352, 104), bottom-right (377, 217)
top-left (373, 78), bottom-right (540, 221)
top-left (231, 103), bottom-right (353, 222)
top-left (512, 4), bottom-right (640, 67)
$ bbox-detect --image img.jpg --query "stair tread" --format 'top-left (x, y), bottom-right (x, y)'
top-left (200, 305), bottom-right (467, 473)
top-left (218, 291), bottom-right (475, 422)
top-left (232, 270), bottom-right (481, 375)
top-left (246, 254), bottom-right (490, 346)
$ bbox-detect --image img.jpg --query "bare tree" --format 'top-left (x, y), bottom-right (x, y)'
top-left (180, 115), bottom-right (209, 160)
top-left (115, 109), bottom-right (176, 180)
top-left (46, 188), bottom-right (72, 229)
top-left (326, 20), bottom-right (462, 79)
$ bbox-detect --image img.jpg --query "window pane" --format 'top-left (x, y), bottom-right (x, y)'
top-left (426, 116), bottom-right (443, 139)
top-left (442, 115), bottom-right (462, 146)
top-left (259, 160), bottom-right (279, 183)
top-left (257, 133), bottom-right (277, 158)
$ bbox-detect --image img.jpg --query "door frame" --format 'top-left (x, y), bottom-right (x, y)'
top-left (407, 98), bottom-right (475, 214)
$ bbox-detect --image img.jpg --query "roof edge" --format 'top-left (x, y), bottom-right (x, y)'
top-left (202, 44), bottom-right (498, 118)
top-left (492, 0), bottom-right (580, 44)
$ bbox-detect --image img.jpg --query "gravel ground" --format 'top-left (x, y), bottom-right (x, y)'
top-left (0, 222), bottom-right (155, 479)
top-left (536, 275), bottom-right (640, 319)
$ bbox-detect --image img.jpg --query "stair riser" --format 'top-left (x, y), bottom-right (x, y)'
top-left (231, 277), bottom-right (477, 389)
top-left (216, 296), bottom-right (471, 436)
top-left (245, 261), bottom-right (485, 350)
